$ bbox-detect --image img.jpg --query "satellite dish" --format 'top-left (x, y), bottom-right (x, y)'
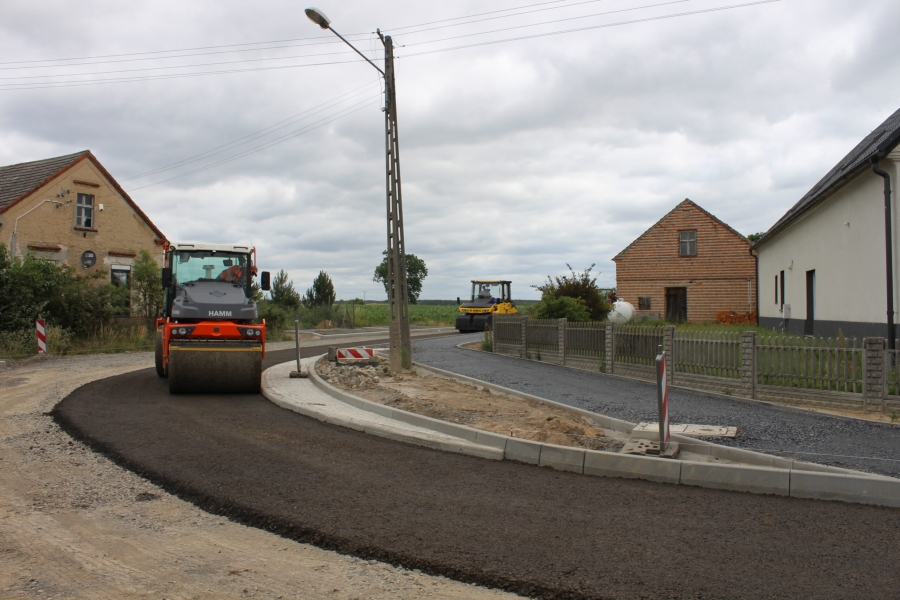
top-left (608, 300), bottom-right (635, 325)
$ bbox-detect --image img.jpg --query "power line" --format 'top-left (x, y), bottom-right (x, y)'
top-left (126, 97), bottom-right (380, 191)
top-left (399, 0), bottom-right (692, 46)
top-left (0, 47), bottom-right (367, 82)
top-left (123, 81), bottom-right (381, 181)
top-left (0, 1), bottom-right (777, 90)
top-left (400, 0), bottom-right (781, 56)
top-left (0, 38), bottom-right (355, 71)
top-left (0, 57), bottom-right (367, 91)
top-left (389, 0), bottom-right (617, 38)
top-left (0, 33), bottom-right (365, 67)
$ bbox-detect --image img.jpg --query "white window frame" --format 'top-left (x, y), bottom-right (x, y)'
top-left (76, 193), bottom-right (94, 229)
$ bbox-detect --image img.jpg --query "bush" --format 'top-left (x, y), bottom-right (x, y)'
top-left (0, 243), bottom-right (127, 336)
top-left (0, 325), bottom-right (72, 359)
top-left (529, 295), bottom-right (591, 321)
top-left (532, 264), bottom-right (610, 321)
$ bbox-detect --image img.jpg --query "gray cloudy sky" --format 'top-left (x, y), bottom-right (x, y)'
top-left (1, 0), bottom-right (898, 300)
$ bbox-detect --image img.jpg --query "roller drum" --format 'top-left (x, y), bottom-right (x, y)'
top-left (455, 313), bottom-right (492, 333)
top-left (167, 342), bottom-right (262, 394)
top-left (154, 333), bottom-right (167, 378)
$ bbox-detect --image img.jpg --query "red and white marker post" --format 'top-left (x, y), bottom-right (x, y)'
top-left (36, 318), bottom-right (47, 354)
top-left (655, 345), bottom-right (669, 450)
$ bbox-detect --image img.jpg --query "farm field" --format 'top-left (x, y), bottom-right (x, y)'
top-left (354, 304), bottom-right (459, 327)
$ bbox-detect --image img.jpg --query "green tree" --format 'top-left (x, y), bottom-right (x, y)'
top-left (746, 232), bottom-right (765, 243)
top-left (270, 270), bottom-right (301, 309)
top-left (303, 271), bottom-right (336, 307)
top-left (532, 264), bottom-right (610, 322)
top-left (373, 250), bottom-right (428, 304)
top-left (130, 250), bottom-right (164, 318)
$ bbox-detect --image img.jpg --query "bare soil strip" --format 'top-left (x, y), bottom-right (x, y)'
top-left (48, 352), bottom-right (900, 600)
top-left (316, 359), bottom-right (626, 451)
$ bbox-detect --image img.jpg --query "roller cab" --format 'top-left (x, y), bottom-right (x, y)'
top-left (155, 242), bottom-right (271, 394)
top-left (456, 280), bottom-right (517, 333)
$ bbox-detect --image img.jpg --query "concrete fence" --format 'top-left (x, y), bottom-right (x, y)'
top-left (492, 315), bottom-right (900, 415)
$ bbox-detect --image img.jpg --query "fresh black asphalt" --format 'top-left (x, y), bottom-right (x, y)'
top-left (415, 334), bottom-right (900, 478)
top-left (50, 337), bottom-right (900, 599)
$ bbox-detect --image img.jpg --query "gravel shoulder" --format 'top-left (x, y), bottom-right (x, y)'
top-left (0, 347), bottom-right (516, 599)
top-left (414, 335), bottom-right (900, 478)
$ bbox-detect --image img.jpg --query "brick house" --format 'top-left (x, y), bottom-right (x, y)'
top-left (0, 150), bottom-right (166, 287)
top-left (613, 199), bottom-right (756, 322)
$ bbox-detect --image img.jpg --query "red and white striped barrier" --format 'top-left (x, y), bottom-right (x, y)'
top-left (36, 319), bottom-right (47, 354)
top-left (336, 347), bottom-right (375, 360)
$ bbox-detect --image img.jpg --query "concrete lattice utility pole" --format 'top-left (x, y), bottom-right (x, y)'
top-left (305, 8), bottom-right (411, 373)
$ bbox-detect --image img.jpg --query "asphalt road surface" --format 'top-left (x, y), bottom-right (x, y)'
top-left (53, 340), bottom-right (900, 599)
top-left (417, 334), bottom-right (900, 478)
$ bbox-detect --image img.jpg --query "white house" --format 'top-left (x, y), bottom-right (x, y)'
top-left (754, 107), bottom-right (900, 340)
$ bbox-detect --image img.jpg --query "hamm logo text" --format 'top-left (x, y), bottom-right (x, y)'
top-left (208, 310), bottom-right (233, 317)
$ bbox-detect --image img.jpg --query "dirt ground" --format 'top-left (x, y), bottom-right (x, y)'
top-left (316, 359), bottom-right (626, 451)
top-left (0, 353), bottom-right (519, 600)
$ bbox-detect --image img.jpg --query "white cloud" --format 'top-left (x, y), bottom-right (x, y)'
top-left (1, 0), bottom-right (897, 300)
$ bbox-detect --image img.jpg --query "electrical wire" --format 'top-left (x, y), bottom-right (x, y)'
top-left (400, 0), bottom-right (780, 54)
top-left (126, 96), bottom-right (381, 191)
top-left (0, 38), bottom-right (360, 71)
top-left (122, 80), bottom-right (381, 181)
top-left (0, 57), bottom-right (367, 91)
top-left (0, 1), bottom-right (779, 91)
top-left (0, 0), bottom-right (581, 69)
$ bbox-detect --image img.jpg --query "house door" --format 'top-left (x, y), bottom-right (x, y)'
top-left (666, 287), bottom-right (687, 322)
top-left (805, 270), bottom-right (815, 335)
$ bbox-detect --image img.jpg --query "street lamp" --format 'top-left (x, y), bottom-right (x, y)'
top-left (305, 7), bottom-right (412, 373)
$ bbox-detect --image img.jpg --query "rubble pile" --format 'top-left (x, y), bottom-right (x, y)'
top-left (317, 361), bottom-right (386, 390)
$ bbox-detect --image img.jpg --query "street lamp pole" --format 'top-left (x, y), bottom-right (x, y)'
top-left (305, 8), bottom-right (411, 372)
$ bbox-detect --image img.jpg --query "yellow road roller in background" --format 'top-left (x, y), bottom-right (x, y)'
top-left (456, 280), bottom-right (517, 333)
top-left (155, 242), bottom-right (271, 394)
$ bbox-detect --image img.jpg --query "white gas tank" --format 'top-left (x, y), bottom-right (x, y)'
top-left (608, 300), bottom-right (635, 325)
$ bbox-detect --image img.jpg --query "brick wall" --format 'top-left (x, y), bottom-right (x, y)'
top-left (613, 199), bottom-right (756, 322)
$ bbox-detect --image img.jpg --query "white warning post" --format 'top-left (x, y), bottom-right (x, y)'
top-left (655, 344), bottom-right (669, 451)
top-left (36, 318), bottom-right (47, 354)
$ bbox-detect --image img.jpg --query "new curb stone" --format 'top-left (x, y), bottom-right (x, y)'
top-left (584, 452), bottom-right (682, 484)
top-left (263, 357), bottom-right (900, 508)
top-left (680, 462), bottom-right (791, 496)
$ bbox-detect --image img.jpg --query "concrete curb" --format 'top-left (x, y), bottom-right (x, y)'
top-left (282, 358), bottom-right (900, 508)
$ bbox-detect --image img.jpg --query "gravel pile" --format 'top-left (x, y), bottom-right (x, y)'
top-left (318, 361), bottom-right (386, 389)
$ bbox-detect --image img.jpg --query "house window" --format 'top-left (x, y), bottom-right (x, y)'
top-left (76, 193), bottom-right (94, 228)
top-left (638, 297), bottom-right (652, 310)
top-left (679, 230), bottom-right (697, 256)
top-left (775, 275), bottom-right (778, 304)
top-left (110, 266), bottom-right (131, 287)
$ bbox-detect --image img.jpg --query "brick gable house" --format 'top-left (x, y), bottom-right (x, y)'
top-left (0, 151), bottom-right (166, 284)
top-left (613, 199), bottom-right (756, 322)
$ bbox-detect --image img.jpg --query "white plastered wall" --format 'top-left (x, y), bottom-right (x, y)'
top-left (758, 157), bottom-right (899, 324)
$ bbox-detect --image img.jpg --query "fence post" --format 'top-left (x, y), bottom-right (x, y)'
top-left (558, 318), bottom-right (567, 366)
top-left (741, 331), bottom-right (757, 399)
top-left (521, 316), bottom-right (528, 359)
top-left (605, 322), bottom-right (615, 374)
top-left (864, 337), bottom-right (886, 413)
top-left (664, 325), bottom-right (675, 387)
